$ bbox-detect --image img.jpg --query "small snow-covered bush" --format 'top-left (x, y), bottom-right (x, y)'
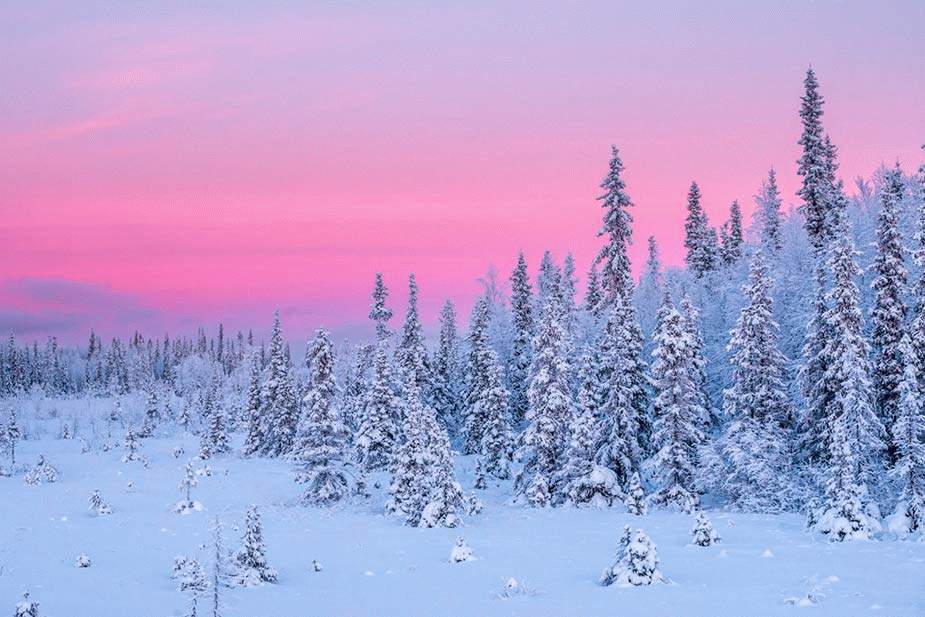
top-left (624, 471), bottom-right (647, 516)
top-left (234, 505), bottom-right (277, 586)
top-left (691, 512), bottom-right (721, 546)
top-left (810, 490), bottom-right (882, 542)
top-left (23, 455), bottom-right (58, 485)
top-left (75, 553), bottom-right (91, 568)
top-left (14, 591), bottom-right (40, 617)
top-left (600, 526), bottom-right (665, 587)
top-left (88, 490), bottom-right (112, 516)
top-left (450, 537), bottom-right (474, 563)
top-left (496, 577), bottom-right (537, 599)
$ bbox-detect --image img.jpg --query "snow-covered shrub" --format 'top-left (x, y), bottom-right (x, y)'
top-left (14, 592), bottom-right (39, 617)
top-left (450, 537), bottom-right (474, 563)
top-left (121, 425), bottom-right (141, 462)
top-left (23, 455), bottom-right (58, 485)
top-left (75, 553), bottom-right (91, 568)
top-left (496, 577), bottom-right (537, 599)
top-left (811, 491), bottom-right (882, 542)
top-left (690, 512), bottom-right (720, 546)
top-left (88, 490), bottom-right (112, 516)
top-left (600, 526), bottom-right (665, 587)
top-left (174, 461), bottom-right (204, 514)
top-left (624, 471), bottom-right (647, 515)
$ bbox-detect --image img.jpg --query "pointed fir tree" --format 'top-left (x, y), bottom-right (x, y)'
top-left (811, 220), bottom-right (886, 541)
top-left (88, 489), bottom-right (112, 516)
top-left (887, 336), bottom-right (925, 534)
top-left (14, 592), bottom-right (39, 617)
top-left (355, 346), bottom-right (399, 471)
top-left (583, 262), bottom-right (604, 318)
top-left (432, 300), bottom-right (464, 438)
top-left (756, 168), bottom-right (783, 254)
top-left (596, 146), bottom-right (635, 307)
top-left (720, 200), bottom-right (744, 265)
top-left (175, 460), bottom-right (201, 514)
top-left (234, 505), bottom-right (277, 586)
top-left (684, 181), bottom-right (717, 277)
top-left (797, 67), bottom-right (835, 249)
top-left (2, 407), bottom-right (20, 469)
top-left (871, 165), bottom-right (908, 461)
top-left (648, 294), bottom-right (705, 513)
top-left (911, 174), bottom-right (925, 394)
top-left (292, 329), bottom-right (351, 506)
top-left (241, 357), bottom-right (265, 457)
top-left (122, 424), bottom-right (141, 462)
top-left (625, 471), bottom-right (647, 515)
top-left (200, 381), bottom-right (230, 459)
top-left (679, 296), bottom-right (713, 430)
top-left (515, 284), bottom-right (572, 507)
top-left (635, 236), bottom-right (663, 355)
top-left (259, 311), bottom-right (299, 456)
top-left (395, 274), bottom-right (431, 399)
top-left (508, 252), bottom-right (535, 425)
top-left (369, 273), bottom-right (393, 343)
top-left (140, 387), bottom-right (159, 438)
top-left (718, 252), bottom-right (793, 511)
top-left (463, 296), bottom-right (493, 454)
top-left (557, 401), bottom-right (620, 507)
top-left (475, 349), bottom-right (514, 481)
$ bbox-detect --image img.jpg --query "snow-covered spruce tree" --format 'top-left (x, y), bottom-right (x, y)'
top-left (600, 526), bottom-right (664, 587)
top-left (175, 461), bottom-right (202, 514)
top-left (395, 274), bottom-right (431, 400)
top-left (871, 166), bottom-right (908, 461)
top-left (690, 511), bottom-right (721, 546)
top-left (259, 311), bottom-right (299, 457)
top-left (718, 252), bottom-right (793, 511)
top-left (584, 262), bottom-right (604, 318)
top-left (432, 300), bottom-right (463, 438)
top-left (241, 357), bottom-right (265, 457)
top-left (355, 346), bottom-right (399, 471)
top-left (210, 518), bottom-right (228, 617)
top-left (635, 236), bottom-right (663, 356)
top-left (647, 294), bottom-right (705, 513)
top-left (342, 344), bottom-right (373, 434)
top-left (515, 284), bottom-right (572, 507)
top-left (292, 329), bottom-right (351, 506)
top-left (625, 471), bottom-right (647, 515)
top-left (3, 407), bottom-right (20, 468)
top-left (23, 455), bottom-right (58, 485)
top-left (176, 556), bottom-right (208, 617)
top-left (88, 489), bottom-right (112, 516)
top-left (476, 349), bottom-right (514, 481)
top-left (912, 176), bottom-right (925, 394)
top-left (139, 387), bottom-right (159, 437)
top-left (463, 296), bottom-right (492, 454)
top-left (200, 381), bottom-right (230, 459)
top-left (679, 296), bottom-right (712, 430)
top-left (536, 250), bottom-right (558, 311)
top-left (14, 592), bottom-right (39, 617)
top-left (684, 181), bottom-right (717, 277)
top-left (887, 336), bottom-right (925, 534)
top-left (369, 273), bottom-right (393, 344)
top-left (594, 302), bottom-right (643, 494)
top-left (122, 424), bottom-right (141, 462)
top-left (557, 401), bottom-right (620, 506)
top-left (811, 220), bottom-right (887, 541)
top-left (234, 505), bottom-right (277, 586)
top-left (720, 200), bottom-right (744, 265)
top-left (560, 252), bottom-right (579, 337)
top-left (797, 67), bottom-right (836, 250)
top-left (755, 168), bottom-right (783, 254)
top-left (508, 252), bottom-right (535, 426)
top-left (388, 379), bottom-right (465, 527)
top-left (596, 146), bottom-right (635, 306)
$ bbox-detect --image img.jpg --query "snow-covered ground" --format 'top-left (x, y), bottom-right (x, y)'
top-left (2, 435), bottom-right (924, 616)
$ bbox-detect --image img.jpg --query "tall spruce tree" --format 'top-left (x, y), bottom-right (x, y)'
top-left (648, 293), bottom-right (705, 512)
top-left (797, 68), bottom-right (834, 249)
top-left (260, 311), bottom-right (299, 457)
top-left (241, 357), bottom-right (265, 457)
top-left (292, 329), bottom-right (351, 506)
top-left (720, 200), bottom-right (744, 265)
top-left (475, 349), bottom-right (514, 481)
top-left (515, 282), bottom-right (572, 507)
top-left (871, 166), bottom-right (908, 461)
top-left (595, 145), bottom-right (634, 306)
top-left (355, 346), bottom-right (399, 471)
top-left (508, 252), bottom-right (534, 425)
top-left (684, 182), bottom-right (717, 277)
top-left (887, 335), bottom-right (925, 534)
top-left (369, 273), bottom-right (393, 343)
top-left (432, 300), bottom-right (463, 438)
top-left (395, 274), bottom-right (431, 399)
top-left (756, 169), bottom-right (783, 253)
top-left (719, 252), bottom-right (793, 511)
top-left (463, 296), bottom-right (492, 454)
top-left (811, 220), bottom-right (887, 540)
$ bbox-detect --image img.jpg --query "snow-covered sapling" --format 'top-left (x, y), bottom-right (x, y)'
top-left (234, 505), bottom-right (277, 586)
top-left (14, 592), bottom-right (39, 617)
top-left (624, 471), bottom-right (647, 516)
top-left (691, 511), bottom-right (720, 546)
top-left (2, 407), bottom-right (21, 469)
top-left (121, 425), bottom-right (141, 462)
top-left (600, 526), bottom-right (665, 587)
top-left (89, 490), bottom-right (112, 516)
top-left (450, 537), bottom-right (475, 563)
top-left (175, 461), bottom-right (203, 514)
top-left (75, 553), bottom-right (91, 568)
top-left (174, 556), bottom-right (208, 617)
top-left (312, 560), bottom-right (323, 572)
top-left (23, 455), bottom-right (58, 485)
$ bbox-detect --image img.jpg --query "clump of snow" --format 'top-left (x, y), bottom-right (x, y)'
top-left (496, 577), bottom-right (537, 599)
top-left (75, 553), bottom-right (91, 568)
top-left (450, 537), bottom-right (475, 563)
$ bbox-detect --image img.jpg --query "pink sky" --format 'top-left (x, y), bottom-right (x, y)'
top-left (1, 2), bottom-right (923, 343)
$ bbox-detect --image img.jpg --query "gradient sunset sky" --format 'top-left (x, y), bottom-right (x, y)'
top-left (2, 1), bottom-right (923, 343)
